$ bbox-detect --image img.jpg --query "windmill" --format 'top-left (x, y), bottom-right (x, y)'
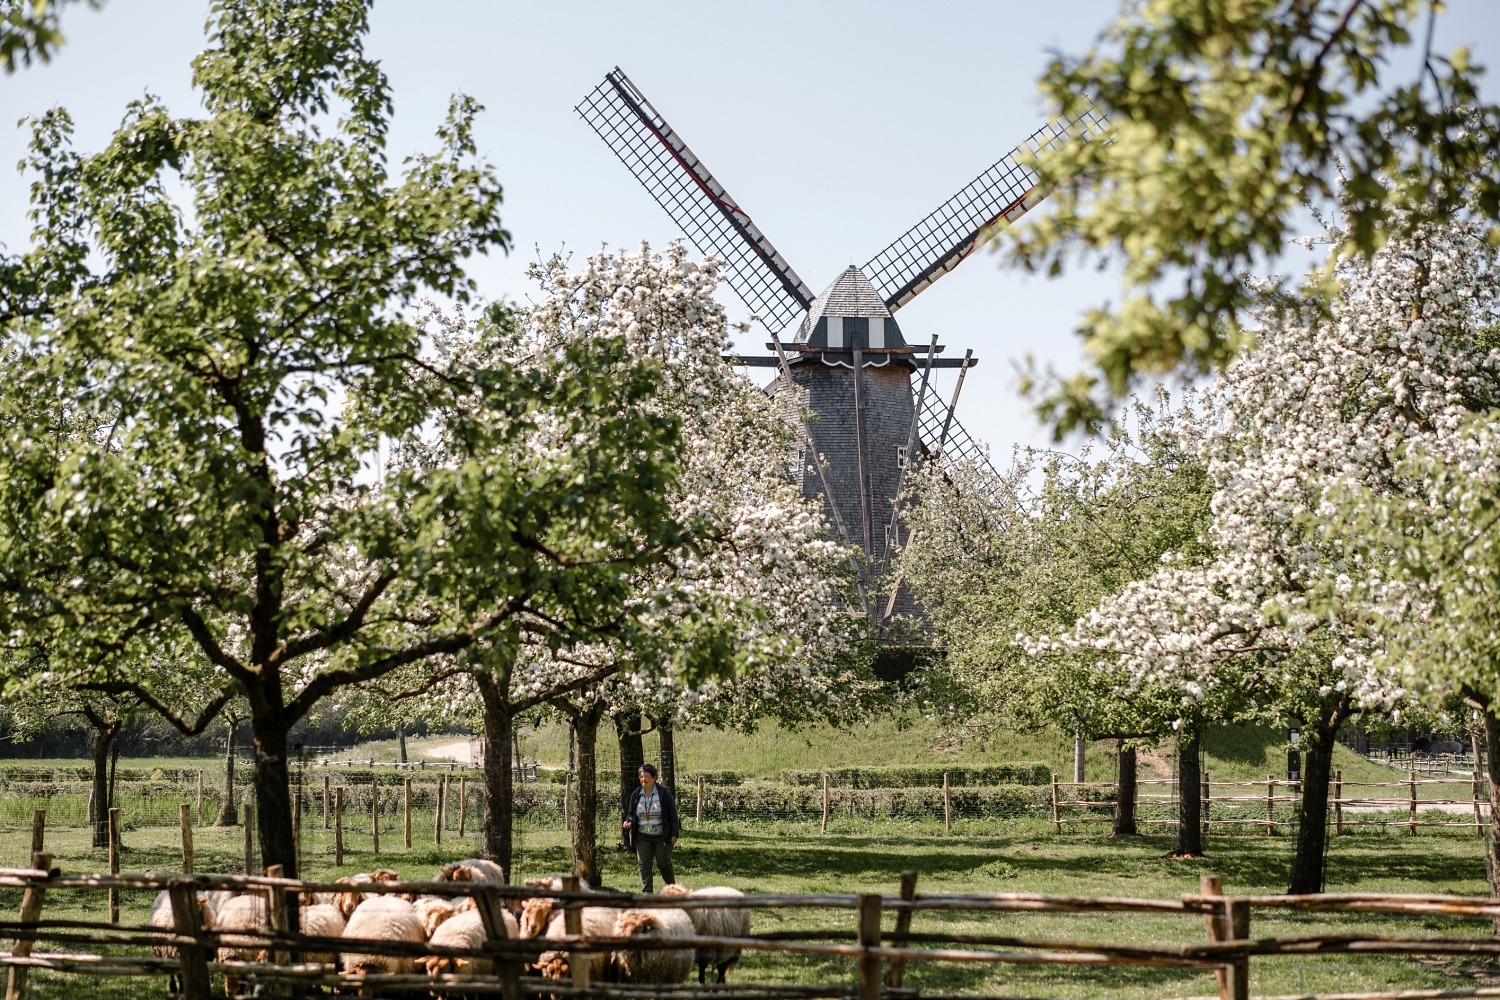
top-left (577, 67), bottom-right (1104, 623)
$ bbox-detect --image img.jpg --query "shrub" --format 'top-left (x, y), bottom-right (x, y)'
top-left (780, 765), bottom-right (1052, 788)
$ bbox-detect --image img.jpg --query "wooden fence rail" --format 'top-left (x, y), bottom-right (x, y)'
top-left (5, 862), bottom-right (1500, 999)
top-left (1053, 769), bottom-right (1491, 836)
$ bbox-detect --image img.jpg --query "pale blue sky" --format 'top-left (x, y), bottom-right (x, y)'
top-left (3, 1), bottom-right (1496, 454)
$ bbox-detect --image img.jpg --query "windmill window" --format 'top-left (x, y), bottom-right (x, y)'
top-left (896, 445), bottom-right (909, 468)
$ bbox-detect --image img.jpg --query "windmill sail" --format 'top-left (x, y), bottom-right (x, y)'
top-left (576, 67), bottom-right (814, 336)
top-left (864, 109), bottom-right (1108, 313)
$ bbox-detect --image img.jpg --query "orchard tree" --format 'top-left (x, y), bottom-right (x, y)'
top-left (1013, 0), bottom-right (1500, 432)
top-left (899, 400), bottom-right (1212, 839)
top-left (0, 0), bottom-right (701, 879)
top-left (1043, 206), bottom-right (1500, 892)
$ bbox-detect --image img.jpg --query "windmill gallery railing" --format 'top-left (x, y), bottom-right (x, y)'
top-left (1052, 770), bottom-right (1490, 835)
top-left (4, 860), bottom-right (1500, 1000)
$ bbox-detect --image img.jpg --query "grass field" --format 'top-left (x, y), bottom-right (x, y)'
top-left (2, 810), bottom-right (1496, 999)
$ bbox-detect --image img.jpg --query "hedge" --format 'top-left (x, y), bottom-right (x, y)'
top-left (780, 765), bottom-right (1052, 788)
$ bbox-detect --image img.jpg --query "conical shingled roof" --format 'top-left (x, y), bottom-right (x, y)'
top-left (793, 266), bottom-right (908, 356)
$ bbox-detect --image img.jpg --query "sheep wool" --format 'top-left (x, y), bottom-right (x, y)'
top-left (660, 885), bottom-right (750, 983)
top-left (438, 859), bottom-right (507, 885)
top-left (610, 906), bottom-right (695, 985)
top-left (534, 906), bottom-right (619, 981)
top-left (422, 907), bottom-right (518, 976)
top-left (341, 895), bottom-right (425, 975)
top-left (215, 894), bottom-right (270, 998)
top-left (297, 903), bottom-right (348, 967)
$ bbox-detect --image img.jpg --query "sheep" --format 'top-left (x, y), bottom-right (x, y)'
top-left (660, 884), bottom-right (751, 983)
top-left (215, 894), bottom-right (270, 998)
top-left (340, 894), bottom-right (425, 976)
top-left (330, 868), bottom-right (404, 917)
top-left (296, 902), bottom-right (348, 967)
top-left (147, 890), bottom-right (217, 994)
top-left (421, 906), bottom-right (519, 976)
top-left (413, 895), bottom-right (461, 938)
top-left (437, 858), bottom-right (507, 886)
top-left (531, 904), bottom-right (619, 981)
top-left (609, 905), bottom-right (695, 985)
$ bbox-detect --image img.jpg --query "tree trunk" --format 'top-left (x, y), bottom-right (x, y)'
top-left (570, 704), bottom-right (605, 888)
top-left (248, 706), bottom-right (296, 878)
top-left (476, 673), bottom-right (515, 882)
top-left (87, 716), bottom-right (119, 849)
top-left (1073, 731), bottom-right (1086, 784)
top-left (616, 708), bottom-right (644, 823)
top-left (1480, 701), bottom-right (1500, 929)
top-left (1174, 726), bottom-right (1204, 857)
top-left (1113, 741), bottom-right (1137, 836)
top-left (658, 715), bottom-right (676, 791)
top-left (397, 727), bottom-right (408, 765)
top-left (216, 718), bottom-right (239, 826)
top-left (1288, 698), bottom-right (1348, 895)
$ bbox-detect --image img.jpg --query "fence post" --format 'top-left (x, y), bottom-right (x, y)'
top-left (564, 771), bottom-right (572, 833)
top-left (106, 807), bottom-right (121, 923)
top-left (1334, 770), bottom-right (1344, 835)
top-left (404, 776), bottom-right (413, 849)
top-left (265, 862), bottom-right (291, 972)
top-left (29, 811), bottom-right (44, 859)
top-left (459, 775), bottom-right (468, 838)
top-left (856, 892), bottom-right (883, 1000)
top-left (6, 851), bottom-right (51, 1000)
top-left (180, 803), bottom-right (194, 874)
top-left (1202, 770), bottom-right (1211, 836)
top-left (943, 772), bottom-right (952, 834)
top-left (563, 875), bottom-right (589, 991)
top-left (822, 774), bottom-right (830, 834)
top-left (323, 774), bottom-right (331, 830)
top-left (474, 886), bottom-right (521, 1000)
top-left (371, 782), bottom-right (380, 855)
top-left (1266, 775), bottom-right (1275, 836)
top-left (696, 775), bottom-right (704, 826)
top-left (1475, 764), bottom-right (1485, 837)
top-left (333, 787), bottom-right (345, 866)
top-left (884, 870), bottom-right (918, 989)
top-left (168, 881), bottom-right (212, 1000)
top-left (243, 803), bottom-right (255, 876)
top-left (435, 775), bottom-right (445, 846)
top-left (1198, 873), bottom-right (1249, 1000)
top-left (1409, 767), bottom-right (1418, 836)
top-left (1050, 774), bottom-right (1061, 834)
top-left (196, 769), bottom-right (205, 827)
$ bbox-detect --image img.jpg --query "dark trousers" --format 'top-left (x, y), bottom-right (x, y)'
top-left (634, 833), bottom-right (673, 892)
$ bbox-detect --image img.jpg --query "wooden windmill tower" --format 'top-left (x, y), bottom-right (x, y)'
top-left (577, 68), bottom-right (1104, 622)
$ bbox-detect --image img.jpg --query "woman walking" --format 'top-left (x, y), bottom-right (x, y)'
top-left (623, 764), bottom-right (680, 892)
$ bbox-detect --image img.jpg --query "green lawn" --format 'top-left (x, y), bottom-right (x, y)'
top-left (1, 811), bottom-right (1495, 999)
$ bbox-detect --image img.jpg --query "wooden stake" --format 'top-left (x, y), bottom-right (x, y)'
top-left (404, 776), bottom-right (413, 849)
top-left (6, 852), bottom-right (50, 1000)
top-left (459, 775), bottom-right (468, 837)
top-left (1202, 771), bottom-right (1211, 836)
top-left (1409, 767), bottom-right (1418, 836)
top-left (563, 875), bottom-right (588, 991)
top-left (334, 787), bottom-right (344, 867)
top-left (1475, 763), bottom-right (1485, 837)
top-left (107, 808), bottom-right (120, 924)
top-left (884, 870), bottom-right (919, 989)
top-left (435, 775), bottom-right (445, 846)
top-left (168, 880), bottom-right (212, 999)
top-left (1197, 874), bottom-right (1249, 1000)
top-left (179, 804), bottom-right (194, 874)
top-left (322, 774), bottom-right (331, 830)
top-left (822, 774), bottom-right (831, 834)
top-left (1266, 775), bottom-right (1275, 836)
top-left (1335, 770), bottom-right (1344, 836)
top-left (196, 769), bottom-right (204, 827)
top-left (1051, 774), bottom-right (1061, 834)
top-left (293, 791), bottom-right (301, 875)
top-left (695, 775), bottom-right (704, 826)
top-left (371, 783), bottom-right (380, 854)
top-left (243, 803), bottom-right (255, 876)
top-left (29, 810), bottom-right (44, 859)
top-left (943, 772), bottom-right (952, 833)
top-left (473, 886), bottom-right (521, 1000)
top-left (856, 893), bottom-right (883, 1000)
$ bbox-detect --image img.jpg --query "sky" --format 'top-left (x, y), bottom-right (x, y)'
top-left (3, 1), bottom-right (1497, 457)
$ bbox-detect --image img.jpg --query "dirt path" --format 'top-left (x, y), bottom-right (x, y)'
top-left (421, 739), bottom-right (472, 764)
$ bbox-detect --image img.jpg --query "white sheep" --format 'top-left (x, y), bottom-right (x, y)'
top-left (421, 906), bottom-right (519, 976)
top-left (340, 894), bottom-right (425, 976)
top-left (529, 903), bottom-right (619, 981)
top-left (296, 902), bottom-right (347, 967)
top-left (413, 895), bottom-right (460, 939)
top-left (609, 905), bottom-right (695, 985)
top-left (437, 858), bottom-right (507, 885)
top-left (147, 890), bottom-right (217, 994)
top-left (329, 868), bottom-right (403, 917)
top-left (660, 884), bottom-right (751, 983)
top-left (214, 894), bottom-right (269, 998)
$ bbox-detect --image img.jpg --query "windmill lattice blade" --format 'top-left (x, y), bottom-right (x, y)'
top-left (865, 108), bottom-right (1108, 313)
top-left (577, 68), bottom-right (814, 336)
top-left (914, 386), bottom-right (997, 480)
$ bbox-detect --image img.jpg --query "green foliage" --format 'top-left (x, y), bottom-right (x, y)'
top-left (1015, 0), bottom-right (1500, 433)
top-left (780, 765), bottom-right (1052, 788)
top-left (0, 0), bottom-right (98, 73)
